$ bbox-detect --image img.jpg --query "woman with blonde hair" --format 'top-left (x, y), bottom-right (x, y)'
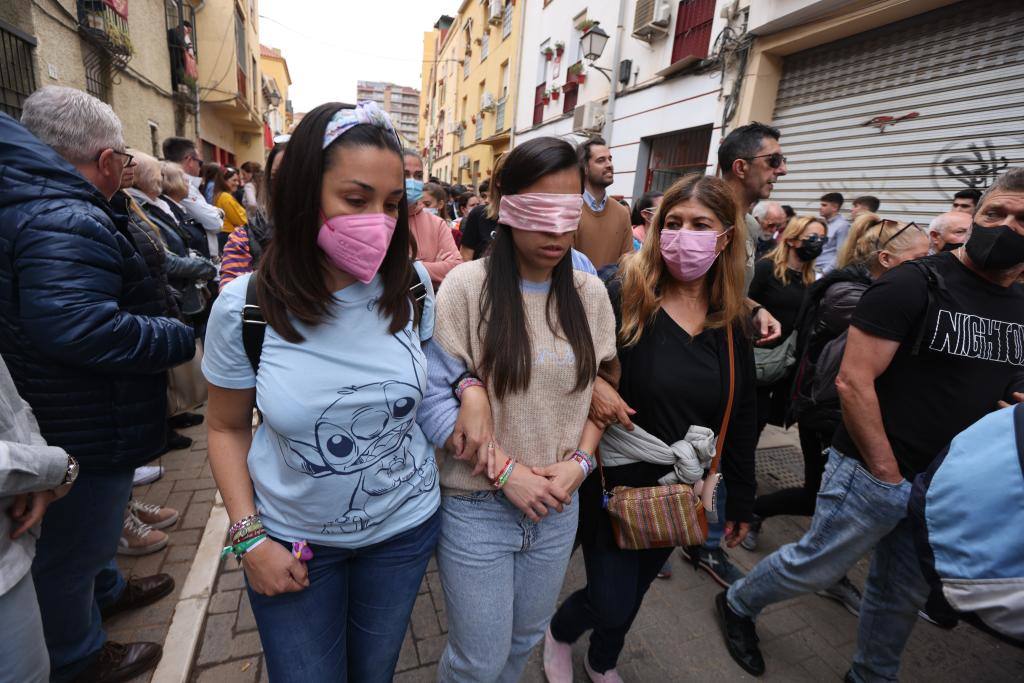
top-left (748, 215), bottom-right (828, 436)
top-left (544, 173), bottom-right (757, 682)
top-left (742, 217), bottom-right (928, 615)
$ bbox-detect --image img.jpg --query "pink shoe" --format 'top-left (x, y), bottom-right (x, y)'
top-left (543, 626), bottom-right (573, 683)
top-left (584, 655), bottom-right (624, 683)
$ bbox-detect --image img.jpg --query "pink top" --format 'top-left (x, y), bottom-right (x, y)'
top-left (409, 206), bottom-right (462, 287)
top-left (632, 224), bottom-right (647, 243)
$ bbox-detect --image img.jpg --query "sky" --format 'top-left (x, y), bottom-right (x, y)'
top-left (259, 0), bottom-right (457, 114)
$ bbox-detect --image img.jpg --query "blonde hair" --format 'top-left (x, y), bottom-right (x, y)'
top-left (485, 152), bottom-right (507, 221)
top-left (836, 212), bottom-right (880, 269)
top-left (618, 174), bottom-right (747, 346)
top-left (842, 217), bottom-right (927, 275)
top-left (767, 215), bottom-right (827, 286)
top-left (128, 149), bottom-right (162, 197)
top-left (160, 161), bottom-right (189, 200)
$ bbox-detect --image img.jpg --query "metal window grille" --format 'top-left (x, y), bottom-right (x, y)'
top-left (83, 44), bottom-right (111, 103)
top-left (645, 124), bottom-right (712, 192)
top-left (495, 97), bottom-right (506, 131)
top-left (475, 114), bottom-right (483, 140)
top-left (502, 4), bottom-right (513, 39)
top-left (481, 31), bottom-right (489, 61)
top-left (0, 21), bottom-right (37, 119)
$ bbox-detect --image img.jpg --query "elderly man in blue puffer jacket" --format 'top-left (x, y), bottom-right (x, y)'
top-left (0, 87), bottom-right (195, 682)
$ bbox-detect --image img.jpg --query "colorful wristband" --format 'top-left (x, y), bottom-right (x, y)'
top-left (492, 457), bottom-right (514, 488)
top-left (455, 376), bottom-right (485, 401)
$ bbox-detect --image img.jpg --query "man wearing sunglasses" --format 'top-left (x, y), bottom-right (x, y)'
top-left (0, 87), bottom-right (195, 681)
top-left (162, 136), bottom-right (225, 257)
top-left (718, 168), bottom-right (1024, 680)
top-left (816, 192), bottom-right (851, 274)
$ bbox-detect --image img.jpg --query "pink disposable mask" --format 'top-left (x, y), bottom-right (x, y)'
top-left (316, 211), bottom-right (397, 284)
top-left (659, 227), bottom-right (732, 282)
top-left (498, 193), bottom-right (584, 234)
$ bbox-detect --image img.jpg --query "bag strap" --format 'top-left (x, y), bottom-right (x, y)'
top-left (907, 259), bottom-right (946, 356)
top-left (707, 323), bottom-right (736, 478)
top-left (242, 273), bottom-right (267, 375)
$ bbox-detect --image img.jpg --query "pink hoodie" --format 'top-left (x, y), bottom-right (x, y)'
top-left (409, 205), bottom-right (463, 287)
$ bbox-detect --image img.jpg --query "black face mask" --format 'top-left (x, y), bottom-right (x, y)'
top-left (940, 241), bottom-right (963, 253)
top-left (964, 223), bottom-right (1024, 270)
top-left (795, 240), bottom-right (825, 262)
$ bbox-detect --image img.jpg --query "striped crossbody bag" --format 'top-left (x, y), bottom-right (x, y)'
top-left (598, 323), bottom-right (736, 549)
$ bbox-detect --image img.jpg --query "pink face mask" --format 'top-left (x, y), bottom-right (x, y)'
top-left (498, 193), bottom-right (584, 233)
top-left (316, 211), bottom-right (397, 284)
top-left (659, 227), bottom-right (732, 282)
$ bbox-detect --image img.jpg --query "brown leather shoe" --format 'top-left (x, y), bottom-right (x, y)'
top-left (100, 573), bottom-right (175, 620)
top-left (71, 641), bottom-right (162, 682)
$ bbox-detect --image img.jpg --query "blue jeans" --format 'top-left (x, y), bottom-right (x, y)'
top-left (32, 469), bottom-right (133, 681)
top-left (704, 480), bottom-right (727, 549)
top-left (436, 491), bottom-right (579, 683)
top-left (727, 450), bottom-right (917, 680)
top-left (246, 510), bottom-right (440, 683)
top-left (0, 572), bottom-right (50, 683)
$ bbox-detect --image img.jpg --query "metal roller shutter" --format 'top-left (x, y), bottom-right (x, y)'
top-left (770, 0), bottom-right (1024, 223)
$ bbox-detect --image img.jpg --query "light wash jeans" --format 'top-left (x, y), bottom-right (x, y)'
top-left (0, 572), bottom-right (50, 683)
top-left (436, 490), bottom-right (579, 683)
top-left (727, 449), bottom-right (927, 682)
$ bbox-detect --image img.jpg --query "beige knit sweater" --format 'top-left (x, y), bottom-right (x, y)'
top-left (433, 259), bottom-right (617, 493)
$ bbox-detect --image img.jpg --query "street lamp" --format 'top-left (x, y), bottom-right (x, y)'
top-left (581, 25), bottom-right (610, 62)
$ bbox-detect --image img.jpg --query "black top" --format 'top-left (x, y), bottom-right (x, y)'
top-left (580, 278), bottom-right (758, 547)
top-left (832, 252), bottom-right (1024, 477)
top-left (747, 257), bottom-right (808, 342)
top-left (459, 204), bottom-right (499, 260)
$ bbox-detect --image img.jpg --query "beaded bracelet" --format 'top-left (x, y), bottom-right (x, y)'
top-left (492, 457), bottom-right (515, 488)
top-left (230, 518), bottom-right (266, 546)
top-left (455, 376), bottom-right (485, 401)
top-left (228, 513), bottom-right (260, 538)
top-left (570, 448), bottom-right (595, 478)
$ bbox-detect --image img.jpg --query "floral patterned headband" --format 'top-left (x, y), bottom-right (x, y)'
top-left (322, 100), bottom-right (401, 150)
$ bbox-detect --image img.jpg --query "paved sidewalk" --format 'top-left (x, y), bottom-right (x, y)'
top-left (188, 426), bottom-right (1024, 682)
top-left (99, 418), bottom-right (215, 683)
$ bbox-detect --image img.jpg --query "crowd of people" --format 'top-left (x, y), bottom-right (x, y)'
top-left (0, 84), bottom-right (1021, 683)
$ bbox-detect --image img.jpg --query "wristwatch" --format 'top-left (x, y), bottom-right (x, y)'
top-left (62, 455), bottom-right (79, 487)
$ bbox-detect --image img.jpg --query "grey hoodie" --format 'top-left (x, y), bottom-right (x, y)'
top-left (0, 354), bottom-right (68, 595)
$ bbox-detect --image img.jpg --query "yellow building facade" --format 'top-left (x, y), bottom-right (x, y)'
top-left (420, 0), bottom-right (522, 188)
top-left (194, 0), bottom-right (265, 166)
top-left (260, 44), bottom-right (291, 138)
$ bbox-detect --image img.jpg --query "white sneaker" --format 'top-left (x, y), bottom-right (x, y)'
top-left (133, 465), bottom-right (164, 486)
top-left (118, 512), bottom-right (168, 556)
top-left (584, 656), bottom-right (624, 683)
top-left (543, 626), bottom-right (573, 683)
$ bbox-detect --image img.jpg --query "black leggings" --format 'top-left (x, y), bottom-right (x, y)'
top-left (550, 543), bottom-right (673, 673)
top-left (753, 423), bottom-right (831, 519)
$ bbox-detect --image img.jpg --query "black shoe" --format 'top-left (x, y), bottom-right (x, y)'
top-left (679, 545), bottom-right (746, 588)
top-left (101, 573), bottom-right (175, 620)
top-left (741, 515), bottom-right (762, 551)
top-left (71, 641), bottom-right (162, 683)
top-left (817, 576), bottom-right (862, 616)
top-left (168, 412), bottom-right (204, 429)
top-left (166, 430), bottom-right (192, 451)
top-left (715, 591), bottom-right (765, 677)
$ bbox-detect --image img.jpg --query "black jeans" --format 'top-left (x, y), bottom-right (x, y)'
top-left (549, 542), bottom-right (673, 673)
top-left (754, 423), bottom-right (831, 519)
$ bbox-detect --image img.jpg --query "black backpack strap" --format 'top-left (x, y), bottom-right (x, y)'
top-left (408, 263), bottom-right (428, 331)
top-left (907, 260), bottom-right (947, 356)
top-left (242, 274), bottom-right (267, 374)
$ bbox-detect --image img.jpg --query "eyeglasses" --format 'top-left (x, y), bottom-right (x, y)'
top-left (871, 219), bottom-right (922, 250)
top-left (186, 153), bottom-right (204, 165)
top-left (97, 149), bottom-right (135, 168)
top-left (745, 152), bottom-right (787, 169)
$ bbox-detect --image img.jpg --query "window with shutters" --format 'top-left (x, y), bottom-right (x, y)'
top-left (645, 125), bottom-right (712, 193)
top-left (671, 0), bottom-right (714, 65)
top-left (502, 3), bottom-right (513, 39)
top-left (532, 82), bottom-right (546, 126)
top-left (481, 30), bottom-right (489, 61)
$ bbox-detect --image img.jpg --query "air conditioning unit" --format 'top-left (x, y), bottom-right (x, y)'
top-left (459, 154), bottom-right (470, 169)
top-left (572, 100), bottom-right (606, 134)
top-left (481, 92), bottom-right (496, 112)
top-left (632, 0), bottom-right (672, 43)
top-left (488, 0), bottom-right (503, 26)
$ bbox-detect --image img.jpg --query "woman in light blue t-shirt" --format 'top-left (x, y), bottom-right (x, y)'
top-left (202, 101), bottom-right (484, 683)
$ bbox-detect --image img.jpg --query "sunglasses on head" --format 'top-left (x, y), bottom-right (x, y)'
top-left (224, 167), bottom-right (238, 178)
top-left (871, 219), bottom-right (921, 250)
top-left (745, 152), bottom-right (787, 169)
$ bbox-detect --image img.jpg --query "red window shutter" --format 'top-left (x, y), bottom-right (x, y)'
top-left (533, 82), bottom-right (546, 125)
top-left (671, 0), bottom-right (715, 65)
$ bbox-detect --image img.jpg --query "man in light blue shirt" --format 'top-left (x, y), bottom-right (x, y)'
top-left (816, 191), bottom-right (851, 273)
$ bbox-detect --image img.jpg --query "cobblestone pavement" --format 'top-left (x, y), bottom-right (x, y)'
top-left (98, 418), bottom-right (214, 683)
top-left (188, 427), bottom-right (1024, 682)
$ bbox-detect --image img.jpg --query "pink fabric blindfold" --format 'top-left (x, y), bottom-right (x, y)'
top-left (498, 193), bottom-right (584, 234)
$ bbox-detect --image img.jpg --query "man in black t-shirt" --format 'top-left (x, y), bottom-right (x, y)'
top-left (717, 168), bottom-right (1024, 680)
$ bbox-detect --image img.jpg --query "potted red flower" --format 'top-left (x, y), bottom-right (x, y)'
top-left (542, 46), bottom-right (554, 61)
top-left (550, 87), bottom-right (560, 101)
top-left (554, 41), bottom-right (565, 57)
top-left (542, 92), bottom-right (551, 105)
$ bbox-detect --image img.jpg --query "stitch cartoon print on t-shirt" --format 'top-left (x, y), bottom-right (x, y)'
top-left (276, 325), bottom-right (437, 533)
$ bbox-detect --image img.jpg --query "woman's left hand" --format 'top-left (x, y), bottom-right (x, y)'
top-left (753, 308), bottom-right (782, 345)
top-left (451, 385), bottom-right (496, 477)
top-left (723, 521), bottom-right (751, 548)
top-left (531, 460), bottom-right (585, 505)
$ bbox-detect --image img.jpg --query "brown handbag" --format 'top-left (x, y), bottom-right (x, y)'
top-left (599, 324), bottom-right (736, 550)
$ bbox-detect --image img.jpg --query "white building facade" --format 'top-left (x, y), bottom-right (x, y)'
top-left (512, 0), bottom-right (737, 201)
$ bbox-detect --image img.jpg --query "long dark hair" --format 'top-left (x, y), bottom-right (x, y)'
top-left (213, 165), bottom-right (237, 196)
top-left (257, 102), bottom-right (413, 343)
top-left (630, 191), bottom-right (663, 226)
top-left (480, 136), bottom-right (596, 399)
